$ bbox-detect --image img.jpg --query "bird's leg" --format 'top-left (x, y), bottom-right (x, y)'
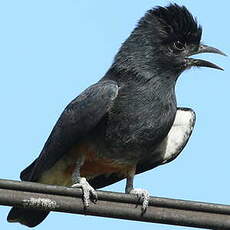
top-left (125, 167), bottom-right (150, 213)
top-left (71, 154), bottom-right (97, 208)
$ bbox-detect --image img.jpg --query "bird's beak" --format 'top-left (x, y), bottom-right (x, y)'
top-left (185, 44), bottom-right (226, 71)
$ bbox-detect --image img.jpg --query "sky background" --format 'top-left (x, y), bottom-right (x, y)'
top-left (0, 0), bottom-right (229, 229)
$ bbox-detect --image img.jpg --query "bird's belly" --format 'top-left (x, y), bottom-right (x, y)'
top-left (38, 141), bottom-right (134, 187)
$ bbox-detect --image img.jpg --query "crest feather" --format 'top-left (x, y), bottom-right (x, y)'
top-left (139, 4), bottom-right (202, 44)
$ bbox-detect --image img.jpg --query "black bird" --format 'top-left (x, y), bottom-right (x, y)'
top-left (7, 3), bottom-right (225, 227)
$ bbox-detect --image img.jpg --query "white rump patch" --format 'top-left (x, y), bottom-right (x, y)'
top-left (157, 108), bottom-right (196, 164)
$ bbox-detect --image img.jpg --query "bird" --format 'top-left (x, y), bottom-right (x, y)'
top-left (7, 3), bottom-right (225, 227)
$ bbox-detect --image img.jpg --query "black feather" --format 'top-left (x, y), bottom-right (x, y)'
top-left (7, 208), bottom-right (49, 228)
top-left (139, 3), bottom-right (202, 45)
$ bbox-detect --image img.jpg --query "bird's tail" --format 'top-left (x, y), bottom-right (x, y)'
top-left (7, 158), bottom-right (50, 227)
top-left (7, 207), bottom-right (49, 228)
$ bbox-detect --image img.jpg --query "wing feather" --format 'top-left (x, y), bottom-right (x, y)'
top-left (21, 80), bottom-right (118, 181)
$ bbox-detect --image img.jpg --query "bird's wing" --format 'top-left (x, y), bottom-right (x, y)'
top-left (89, 107), bottom-right (196, 189)
top-left (20, 80), bottom-right (119, 182)
top-left (136, 107), bottom-right (196, 173)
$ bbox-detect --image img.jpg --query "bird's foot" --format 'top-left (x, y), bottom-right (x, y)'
top-left (129, 188), bottom-right (150, 213)
top-left (72, 177), bottom-right (97, 208)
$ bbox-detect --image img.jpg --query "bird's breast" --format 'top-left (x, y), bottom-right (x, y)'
top-left (104, 86), bottom-right (177, 160)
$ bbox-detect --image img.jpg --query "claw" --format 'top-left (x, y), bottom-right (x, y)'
top-left (129, 188), bottom-right (150, 213)
top-left (72, 177), bottom-right (97, 208)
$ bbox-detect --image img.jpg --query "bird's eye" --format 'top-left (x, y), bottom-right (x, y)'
top-left (173, 41), bottom-right (185, 51)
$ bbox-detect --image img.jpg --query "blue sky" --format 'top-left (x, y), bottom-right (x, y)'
top-left (0, 1), bottom-right (229, 229)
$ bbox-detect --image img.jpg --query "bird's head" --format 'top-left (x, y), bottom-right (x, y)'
top-left (142, 4), bottom-right (226, 73)
top-left (113, 4), bottom-right (226, 78)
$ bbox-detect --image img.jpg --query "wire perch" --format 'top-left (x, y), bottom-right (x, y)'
top-left (1, 178), bottom-right (230, 229)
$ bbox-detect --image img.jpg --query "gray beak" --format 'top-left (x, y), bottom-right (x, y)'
top-left (186, 44), bottom-right (226, 71)
top-left (197, 44), bottom-right (227, 56)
